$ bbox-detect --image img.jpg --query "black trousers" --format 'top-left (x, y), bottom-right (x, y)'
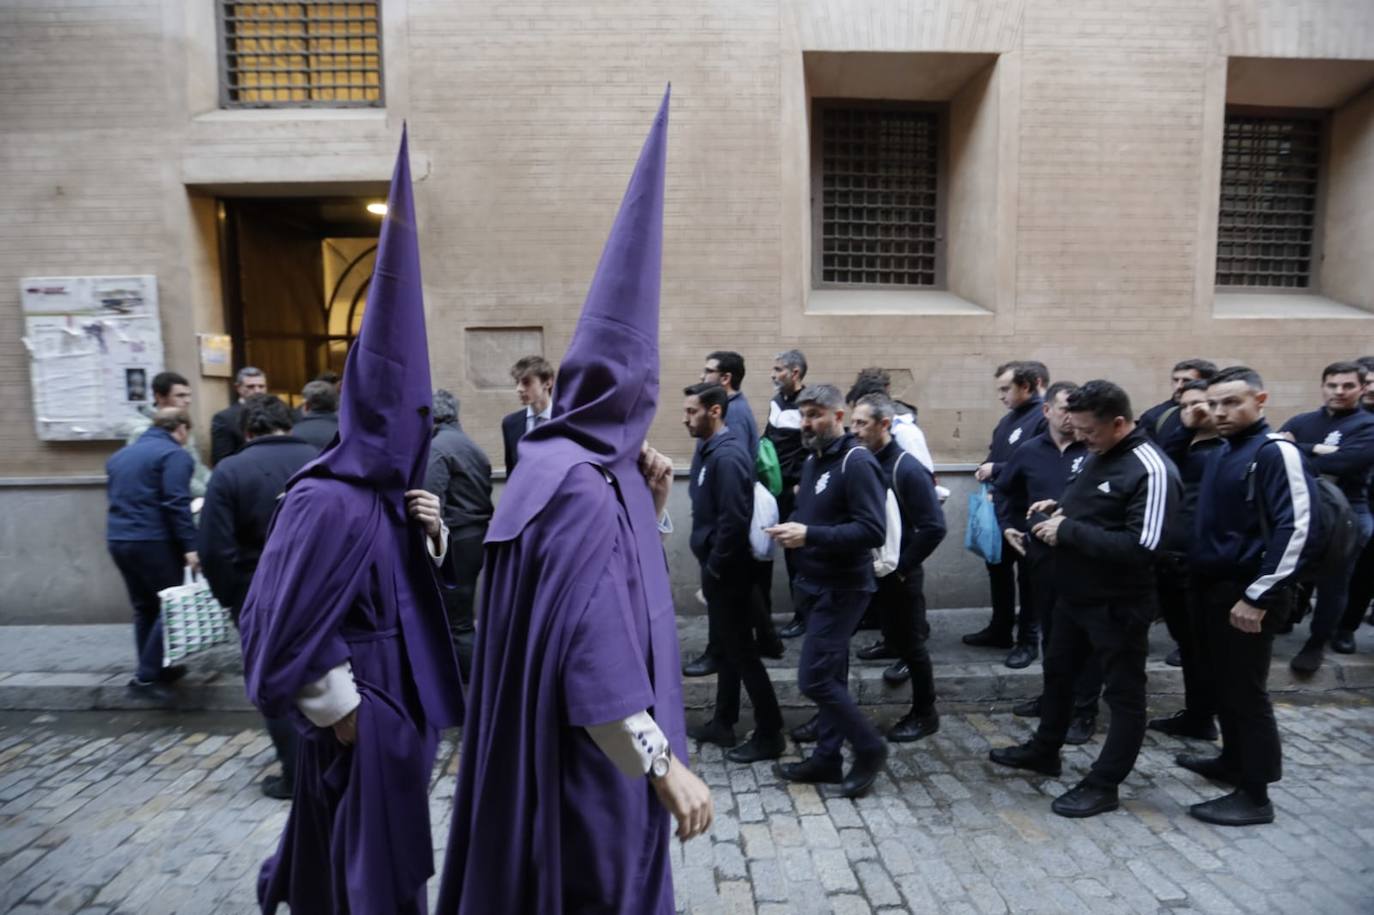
top-left (1194, 578), bottom-right (1286, 790)
top-left (986, 550), bottom-right (1037, 645)
top-left (1026, 556), bottom-right (1100, 713)
top-left (703, 565), bottom-right (783, 735)
top-left (1033, 596), bottom-right (1150, 787)
top-left (108, 540), bottom-right (184, 681)
top-left (874, 568), bottom-right (936, 716)
top-left (439, 533), bottom-right (485, 682)
top-left (1339, 529), bottom-right (1374, 633)
top-left (796, 585), bottom-right (884, 762)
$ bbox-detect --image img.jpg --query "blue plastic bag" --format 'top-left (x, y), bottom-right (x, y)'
top-left (964, 483), bottom-right (1003, 564)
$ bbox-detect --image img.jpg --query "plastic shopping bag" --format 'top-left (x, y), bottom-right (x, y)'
top-left (160, 568), bottom-right (233, 665)
top-left (964, 483), bottom-right (1003, 564)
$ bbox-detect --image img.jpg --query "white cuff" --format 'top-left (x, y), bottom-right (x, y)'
top-left (295, 662), bottom-right (361, 728)
top-left (427, 523), bottom-right (449, 564)
top-left (657, 511), bottom-right (673, 535)
top-left (585, 710), bottom-right (668, 779)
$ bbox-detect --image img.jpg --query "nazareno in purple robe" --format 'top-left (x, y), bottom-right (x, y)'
top-left (239, 127), bottom-right (464, 915)
top-left (435, 87), bottom-right (686, 915)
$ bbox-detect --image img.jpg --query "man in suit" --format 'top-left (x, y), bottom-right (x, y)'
top-left (292, 379), bottom-right (339, 451)
top-left (500, 355), bottom-right (555, 475)
top-left (211, 366), bottom-right (268, 466)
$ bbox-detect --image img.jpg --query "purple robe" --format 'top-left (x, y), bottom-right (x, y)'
top-left (239, 127), bottom-right (463, 915)
top-left (436, 88), bottom-right (684, 914)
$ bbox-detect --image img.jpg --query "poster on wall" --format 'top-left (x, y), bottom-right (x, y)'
top-left (20, 275), bottom-right (165, 441)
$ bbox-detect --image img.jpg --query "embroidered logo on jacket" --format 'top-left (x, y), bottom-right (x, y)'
top-left (1098, 481), bottom-right (1111, 494)
top-left (698, 466), bottom-right (706, 486)
top-left (815, 471), bottom-right (831, 495)
top-left (1009, 427), bottom-right (1023, 445)
top-left (1324, 430), bottom-right (1343, 447)
top-left (1071, 456), bottom-right (1086, 474)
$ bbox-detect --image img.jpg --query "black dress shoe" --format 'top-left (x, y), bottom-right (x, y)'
top-left (159, 665), bottom-right (189, 683)
top-left (683, 653), bottom-right (719, 678)
top-left (1175, 753), bottom-right (1237, 785)
top-left (857, 640), bottom-right (900, 661)
top-left (1148, 710), bottom-right (1218, 741)
top-left (988, 741), bottom-right (1062, 777)
top-left (725, 731), bottom-right (786, 764)
top-left (962, 627), bottom-right (1014, 649)
top-left (1331, 630), bottom-right (1357, 655)
top-left (882, 660), bottom-right (911, 686)
top-left (260, 774), bottom-right (294, 800)
top-left (1290, 638), bottom-right (1324, 674)
top-left (841, 744), bottom-right (889, 798)
top-left (789, 714), bottom-right (820, 743)
top-left (759, 636), bottom-right (786, 660)
top-left (888, 711), bottom-right (938, 743)
top-left (779, 619), bottom-right (807, 639)
top-left (1189, 790), bottom-right (1275, 826)
top-left (1064, 715), bottom-right (1097, 746)
top-left (775, 754), bottom-right (843, 785)
top-left (1004, 644), bottom-right (1038, 669)
top-left (127, 677), bottom-right (175, 704)
top-left (1164, 648), bottom-right (1183, 667)
top-left (687, 719), bottom-right (737, 748)
top-left (1051, 781), bottom-right (1119, 818)
top-left (1012, 696), bottom-right (1042, 718)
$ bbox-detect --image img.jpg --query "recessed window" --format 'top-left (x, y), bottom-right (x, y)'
top-left (219, 2), bottom-right (383, 108)
top-left (813, 101), bottom-right (946, 289)
top-left (1216, 110), bottom-right (1323, 289)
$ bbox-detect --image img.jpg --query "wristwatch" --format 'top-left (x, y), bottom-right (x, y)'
top-left (648, 744), bottom-right (672, 781)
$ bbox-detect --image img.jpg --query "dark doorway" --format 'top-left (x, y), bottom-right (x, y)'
top-left (218, 196), bottom-right (383, 406)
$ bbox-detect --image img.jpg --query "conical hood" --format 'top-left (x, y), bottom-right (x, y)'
top-left (488, 86), bottom-right (669, 542)
top-left (293, 126), bottom-right (433, 510)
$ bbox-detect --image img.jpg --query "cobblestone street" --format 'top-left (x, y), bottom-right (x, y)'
top-left (1, 700), bottom-right (1371, 915)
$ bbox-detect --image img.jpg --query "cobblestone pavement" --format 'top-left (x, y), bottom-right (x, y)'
top-left (1, 701), bottom-right (1372, 915)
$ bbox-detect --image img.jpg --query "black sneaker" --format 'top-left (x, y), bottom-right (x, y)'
top-left (1051, 781), bottom-right (1119, 818)
top-left (857, 640), bottom-right (899, 661)
top-left (725, 731), bottom-right (786, 764)
top-left (260, 775), bottom-right (294, 800)
top-left (881, 661), bottom-right (911, 686)
top-left (1290, 639), bottom-right (1325, 674)
top-left (1176, 753), bottom-right (1237, 785)
top-left (841, 744), bottom-right (889, 798)
top-left (789, 713), bottom-right (820, 743)
top-left (775, 755), bottom-right (843, 785)
top-left (687, 718), bottom-right (737, 748)
top-left (1148, 710), bottom-right (1218, 741)
top-left (779, 618), bottom-right (807, 639)
top-left (759, 636), bottom-right (786, 660)
top-left (1164, 648), bottom-right (1183, 667)
top-left (1189, 789), bottom-right (1274, 826)
top-left (1004, 644), bottom-right (1038, 669)
top-left (682, 653), bottom-right (719, 678)
top-left (1064, 715), bottom-right (1097, 746)
top-left (159, 665), bottom-right (189, 684)
top-left (1330, 630), bottom-right (1357, 655)
top-left (1012, 696), bottom-right (1042, 718)
top-left (888, 711), bottom-right (939, 743)
top-left (988, 741), bottom-right (1062, 777)
top-left (962, 627), bottom-right (1014, 649)
top-left (126, 677), bottom-right (175, 704)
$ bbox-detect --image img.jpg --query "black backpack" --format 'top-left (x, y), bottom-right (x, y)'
top-left (1247, 437), bottom-right (1361, 584)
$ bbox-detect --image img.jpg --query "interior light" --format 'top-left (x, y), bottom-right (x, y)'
top-left (366, 202), bottom-right (388, 216)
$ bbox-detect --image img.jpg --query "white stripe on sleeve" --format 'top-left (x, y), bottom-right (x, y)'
top-left (1131, 444), bottom-right (1167, 551)
top-left (1246, 438), bottom-right (1313, 603)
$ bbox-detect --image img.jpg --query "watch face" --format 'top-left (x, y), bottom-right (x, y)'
top-left (652, 755), bottom-right (670, 778)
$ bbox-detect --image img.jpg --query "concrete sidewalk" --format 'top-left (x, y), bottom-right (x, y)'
top-left (3, 607), bottom-right (1373, 712)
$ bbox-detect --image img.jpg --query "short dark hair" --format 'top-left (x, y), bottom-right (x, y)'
top-left (301, 379), bottom-right (337, 413)
top-left (510, 355), bottom-right (555, 384)
top-left (1044, 381), bottom-right (1078, 403)
top-left (1065, 380), bottom-right (1133, 422)
top-left (1172, 358), bottom-right (1217, 380)
top-left (235, 366), bottom-right (265, 385)
top-left (855, 392), bottom-right (895, 423)
top-left (432, 389), bottom-right (460, 425)
top-left (706, 351), bottom-right (745, 390)
top-left (1323, 360), bottom-right (1367, 383)
top-left (152, 408), bottom-right (191, 432)
top-left (995, 361), bottom-right (1039, 392)
top-left (1179, 379), bottom-right (1211, 395)
top-left (1022, 360), bottom-right (1050, 388)
top-left (795, 383), bottom-right (844, 411)
top-left (1207, 365), bottom-right (1264, 391)
top-left (1357, 355), bottom-right (1374, 375)
top-left (845, 376), bottom-right (887, 406)
top-left (683, 382), bottom-right (729, 413)
top-left (774, 349), bottom-right (807, 379)
top-left (240, 394), bottom-right (293, 438)
top-left (314, 370), bottom-right (341, 386)
top-left (151, 371), bottom-right (188, 398)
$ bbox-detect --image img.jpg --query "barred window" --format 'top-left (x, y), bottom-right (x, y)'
top-left (220, 2), bottom-right (383, 108)
top-left (1216, 111), bottom-right (1323, 289)
top-left (813, 101), bottom-right (945, 289)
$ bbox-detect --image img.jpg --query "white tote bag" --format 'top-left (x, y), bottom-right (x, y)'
top-left (750, 482), bottom-right (780, 561)
top-left (159, 568), bottom-right (233, 665)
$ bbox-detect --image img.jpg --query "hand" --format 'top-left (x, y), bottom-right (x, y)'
top-left (405, 489), bottom-right (443, 539)
top-left (1313, 443), bottom-right (1338, 456)
top-left (639, 443), bottom-right (674, 519)
top-left (1229, 599), bottom-right (1266, 634)
top-left (974, 462), bottom-right (995, 482)
top-left (651, 756), bottom-right (713, 841)
top-left (1031, 513), bottom-right (1065, 546)
top-left (332, 708), bottom-right (359, 746)
top-left (1003, 528), bottom-right (1027, 556)
top-left (184, 551), bottom-right (201, 574)
top-left (765, 522), bottom-right (807, 549)
top-left (1027, 499), bottom-right (1058, 516)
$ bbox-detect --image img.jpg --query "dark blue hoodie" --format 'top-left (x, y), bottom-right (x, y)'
top-left (1279, 406), bottom-right (1374, 510)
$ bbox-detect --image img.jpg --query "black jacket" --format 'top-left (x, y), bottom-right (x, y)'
top-left (501, 409), bottom-right (526, 475)
top-left (292, 411), bottom-right (339, 451)
top-left (210, 401), bottom-right (245, 466)
top-left (198, 434), bottom-right (318, 614)
top-left (1052, 427), bottom-right (1180, 606)
top-left (687, 428), bottom-right (754, 579)
top-left (984, 397), bottom-right (1047, 480)
top-left (993, 432), bottom-right (1089, 532)
top-left (874, 439), bottom-right (946, 576)
top-left (791, 433), bottom-right (887, 591)
top-left (765, 388), bottom-right (807, 486)
top-left (425, 422), bottom-right (495, 541)
top-left (1279, 406), bottom-right (1374, 509)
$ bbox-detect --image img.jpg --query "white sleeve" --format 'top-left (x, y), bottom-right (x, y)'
top-left (893, 422), bottom-right (935, 473)
top-left (295, 662), bottom-right (361, 727)
top-left (585, 710), bottom-right (669, 779)
top-left (426, 523), bottom-right (449, 564)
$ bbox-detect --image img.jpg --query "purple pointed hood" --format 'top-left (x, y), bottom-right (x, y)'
top-left (292, 127), bottom-right (432, 513)
top-left (488, 87), bottom-right (669, 543)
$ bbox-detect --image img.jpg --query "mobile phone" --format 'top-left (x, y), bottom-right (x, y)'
top-left (1028, 510), bottom-right (1051, 527)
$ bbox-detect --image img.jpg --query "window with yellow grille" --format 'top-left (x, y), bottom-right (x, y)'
top-left (220, 2), bottom-right (383, 107)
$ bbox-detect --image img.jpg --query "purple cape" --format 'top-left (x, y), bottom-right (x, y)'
top-left (436, 88), bottom-right (684, 914)
top-left (239, 127), bottom-right (463, 915)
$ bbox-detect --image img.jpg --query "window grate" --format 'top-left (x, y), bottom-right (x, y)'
top-left (220, 2), bottom-right (383, 108)
top-left (817, 105), bottom-right (942, 288)
top-left (1216, 113), bottom-right (1321, 288)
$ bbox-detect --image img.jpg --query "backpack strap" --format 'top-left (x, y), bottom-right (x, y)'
top-left (841, 445), bottom-right (865, 473)
top-left (1155, 404), bottom-right (1181, 436)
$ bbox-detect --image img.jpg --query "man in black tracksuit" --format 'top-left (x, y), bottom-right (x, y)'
top-left (768, 384), bottom-right (888, 798)
top-left (990, 380), bottom-right (1180, 819)
top-left (682, 383), bottom-right (785, 765)
top-left (766, 349), bottom-right (811, 639)
top-left (851, 394), bottom-right (947, 743)
top-left (966, 361), bottom-right (1048, 651)
top-left (1339, 355), bottom-right (1374, 638)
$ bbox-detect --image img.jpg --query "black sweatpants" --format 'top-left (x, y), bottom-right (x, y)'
top-left (874, 568), bottom-right (936, 716)
top-left (986, 550), bottom-right (1037, 646)
top-left (1026, 556), bottom-right (1100, 714)
top-left (439, 533), bottom-right (486, 682)
top-left (703, 565), bottom-right (783, 736)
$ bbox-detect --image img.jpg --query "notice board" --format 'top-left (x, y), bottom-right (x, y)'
top-left (20, 275), bottom-right (166, 441)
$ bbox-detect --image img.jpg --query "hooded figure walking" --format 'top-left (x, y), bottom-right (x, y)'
top-left (436, 88), bottom-right (712, 915)
top-left (239, 128), bottom-right (464, 915)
